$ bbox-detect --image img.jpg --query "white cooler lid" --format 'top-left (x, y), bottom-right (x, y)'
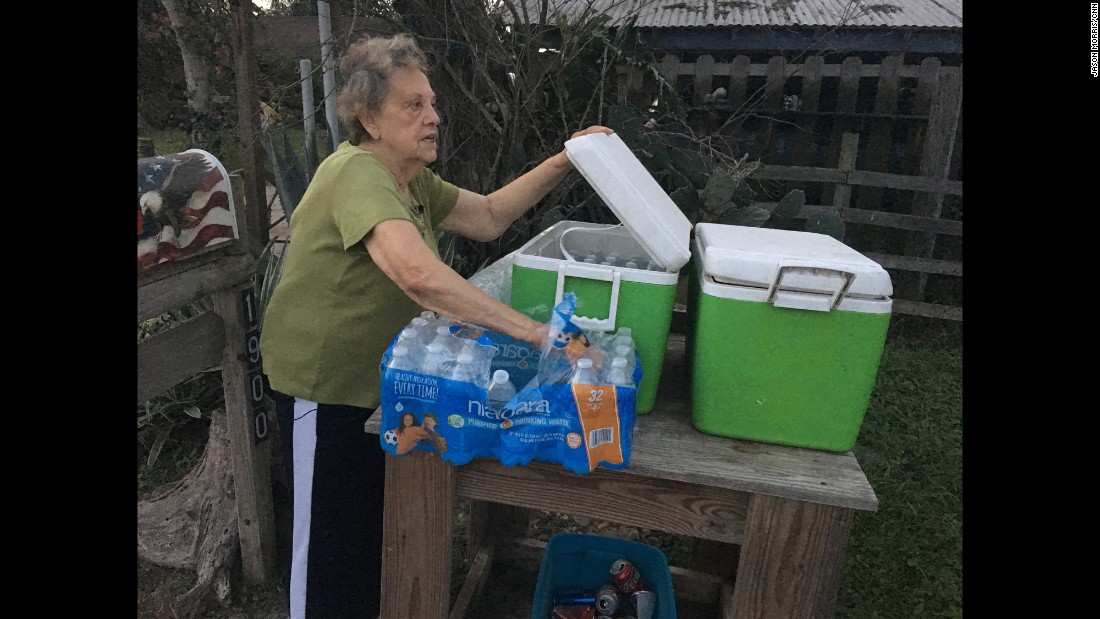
top-left (696, 223), bottom-right (893, 299)
top-left (564, 132), bottom-right (691, 271)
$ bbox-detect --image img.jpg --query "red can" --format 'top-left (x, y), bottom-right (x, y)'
top-left (610, 558), bottom-right (647, 594)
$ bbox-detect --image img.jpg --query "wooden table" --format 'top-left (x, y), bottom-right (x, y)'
top-left (365, 333), bottom-right (878, 618)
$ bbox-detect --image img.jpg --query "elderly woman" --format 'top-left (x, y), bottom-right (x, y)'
top-left (259, 33), bottom-right (612, 618)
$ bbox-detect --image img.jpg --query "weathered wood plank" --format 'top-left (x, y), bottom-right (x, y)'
top-left (381, 450), bottom-right (456, 619)
top-left (729, 495), bottom-right (855, 618)
top-left (659, 53), bottom-right (680, 96)
top-left (789, 55), bottom-right (824, 196)
top-left (212, 286), bottom-right (276, 584)
top-left (754, 165), bottom-right (962, 195)
top-left (694, 54), bottom-right (715, 106)
top-left (799, 55), bottom-right (824, 112)
top-left (890, 299), bottom-right (963, 321)
top-left (137, 312), bottom-right (225, 404)
top-left (856, 55), bottom-right (901, 214)
top-left (728, 55), bottom-right (751, 113)
top-left (763, 56), bottom-right (785, 111)
top-left (752, 202), bottom-right (963, 236)
top-left (822, 59), bottom-right (862, 205)
top-left (847, 169), bottom-right (962, 195)
top-left (754, 165), bottom-right (848, 183)
top-left (457, 459), bottom-right (750, 545)
top-left (899, 67), bottom-right (963, 301)
top-left (862, 253), bottom-right (962, 276)
top-left (448, 545), bottom-right (494, 619)
top-left (836, 58), bottom-right (862, 114)
top-left (138, 251), bottom-right (257, 322)
top-left (833, 132), bottom-right (859, 213)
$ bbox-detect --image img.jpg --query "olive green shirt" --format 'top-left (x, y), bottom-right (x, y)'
top-left (260, 142), bottom-right (459, 408)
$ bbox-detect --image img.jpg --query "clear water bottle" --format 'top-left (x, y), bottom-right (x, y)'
top-left (613, 345), bottom-right (635, 372)
top-left (444, 351), bottom-right (481, 384)
top-left (624, 258), bottom-right (639, 269)
top-left (395, 327), bottom-right (424, 366)
top-left (410, 316), bottom-right (431, 332)
top-left (486, 369), bottom-right (517, 413)
top-left (429, 325), bottom-right (458, 354)
top-left (613, 327), bottom-right (635, 351)
top-left (569, 357), bottom-right (601, 385)
top-left (606, 356), bottom-right (632, 387)
top-left (420, 342), bottom-right (454, 377)
top-left (386, 345), bottom-right (419, 372)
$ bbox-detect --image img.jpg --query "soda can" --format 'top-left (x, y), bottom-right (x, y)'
top-left (631, 590), bottom-right (657, 619)
top-left (595, 583), bottom-right (621, 615)
top-left (610, 558), bottom-right (647, 594)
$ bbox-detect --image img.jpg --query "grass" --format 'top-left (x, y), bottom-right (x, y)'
top-left (837, 315), bottom-right (963, 618)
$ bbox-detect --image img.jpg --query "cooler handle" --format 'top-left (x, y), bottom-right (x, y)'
top-left (554, 263), bottom-right (621, 331)
top-left (767, 266), bottom-right (855, 312)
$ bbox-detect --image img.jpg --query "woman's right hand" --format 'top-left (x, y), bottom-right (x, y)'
top-left (522, 322), bottom-right (551, 350)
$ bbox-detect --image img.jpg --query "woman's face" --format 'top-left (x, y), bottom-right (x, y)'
top-left (365, 67), bottom-right (440, 167)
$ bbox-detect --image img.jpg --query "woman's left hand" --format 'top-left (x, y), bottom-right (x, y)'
top-left (569, 125), bottom-right (615, 140)
top-left (552, 126), bottom-right (615, 170)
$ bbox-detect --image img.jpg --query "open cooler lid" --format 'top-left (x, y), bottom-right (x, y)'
top-left (696, 223), bottom-right (893, 302)
top-left (564, 132), bottom-right (691, 271)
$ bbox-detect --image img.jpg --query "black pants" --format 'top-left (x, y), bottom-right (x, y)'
top-left (273, 390), bottom-right (385, 619)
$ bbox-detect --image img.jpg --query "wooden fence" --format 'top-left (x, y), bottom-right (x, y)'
top-left (618, 54), bottom-right (963, 320)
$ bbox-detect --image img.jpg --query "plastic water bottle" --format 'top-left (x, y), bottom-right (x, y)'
top-left (395, 327), bottom-right (424, 366)
top-left (420, 342), bottom-right (454, 377)
top-left (569, 357), bottom-right (601, 385)
top-left (486, 369), bottom-right (517, 412)
top-left (444, 351), bottom-right (481, 384)
top-left (386, 345), bottom-right (418, 372)
top-left (429, 325), bottom-right (458, 354)
top-left (613, 344), bottom-right (635, 372)
top-left (624, 258), bottom-right (639, 269)
top-left (606, 356), bottom-right (632, 387)
top-left (613, 327), bottom-right (635, 351)
top-left (410, 316), bottom-right (431, 332)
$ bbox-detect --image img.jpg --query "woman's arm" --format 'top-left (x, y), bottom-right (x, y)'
top-left (439, 126), bottom-right (614, 242)
top-left (365, 218), bottom-right (548, 347)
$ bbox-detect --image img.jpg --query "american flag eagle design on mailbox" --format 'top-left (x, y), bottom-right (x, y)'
top-left (137, 149), bottom-right (240, 271)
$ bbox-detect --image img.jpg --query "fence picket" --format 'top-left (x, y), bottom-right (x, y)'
top-left (822, 57), bottom-right (863, 205)
top-left (856, 55), bottom-right (902, 216)
top-left (728, 55), bottom-right (751, 113)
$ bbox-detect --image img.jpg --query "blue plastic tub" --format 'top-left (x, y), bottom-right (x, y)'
top-left (531, 533), bottom-right (676, 619)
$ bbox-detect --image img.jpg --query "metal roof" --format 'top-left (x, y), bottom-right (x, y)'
top-left (506, 0), bottom-right (962, 29)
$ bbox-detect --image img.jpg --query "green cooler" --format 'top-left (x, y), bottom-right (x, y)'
top-left (511, 133), bottom-right (692, 414)
top-left (688, 223), bottom-right (893, 451)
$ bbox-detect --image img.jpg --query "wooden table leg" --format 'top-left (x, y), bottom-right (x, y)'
top-left (380, 451), bottom-right (456, 619)
top-left (727, 494), bottom-right (855, 619)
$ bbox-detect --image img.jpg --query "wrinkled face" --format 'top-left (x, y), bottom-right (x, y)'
top-left (364, 67), bottom-right (439, 166)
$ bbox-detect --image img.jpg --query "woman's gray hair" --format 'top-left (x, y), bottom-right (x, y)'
top-left (336, 34), bottom-right (429, 145)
